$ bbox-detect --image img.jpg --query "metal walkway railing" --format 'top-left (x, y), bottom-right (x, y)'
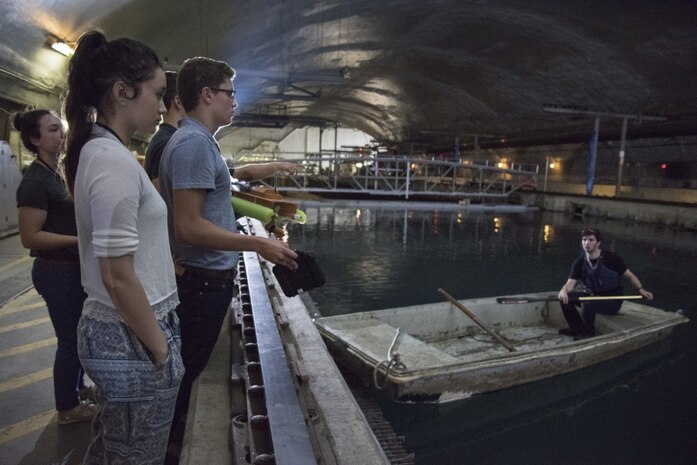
top-left (245, 155), bottom-right (539, 199)
top-left (234, 223), bottom-right (318, 465)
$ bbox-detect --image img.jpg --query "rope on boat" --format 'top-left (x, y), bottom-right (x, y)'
top-left (542, 301), bottom-right (551, 320)
top-left (373, 327), bottom-right (407, 390)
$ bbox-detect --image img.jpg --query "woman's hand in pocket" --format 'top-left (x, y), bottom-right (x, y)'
top-left (152, 343), bottom-right (169, 365)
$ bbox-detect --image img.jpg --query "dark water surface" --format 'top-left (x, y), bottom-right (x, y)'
top-left (287, 201), bottom-right (697, 465)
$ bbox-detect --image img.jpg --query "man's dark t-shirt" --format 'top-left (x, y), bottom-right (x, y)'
top-left (144, 123), bottom-right (177, 180)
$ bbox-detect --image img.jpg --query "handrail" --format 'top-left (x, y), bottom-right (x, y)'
top-left (240, 219), bottom-right (318, 465)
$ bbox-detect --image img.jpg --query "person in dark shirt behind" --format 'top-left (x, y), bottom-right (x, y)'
top-left (144, 70), bottom-right (186, 191)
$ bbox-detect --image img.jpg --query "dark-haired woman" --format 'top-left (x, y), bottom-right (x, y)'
top-left (15, 109), bottom-right (98, 425)
top-left (64, 30), bottom-right (183, 464)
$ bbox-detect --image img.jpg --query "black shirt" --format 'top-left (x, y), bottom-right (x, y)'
top-left (16, 161), bottom-right (79, 261)
top-left (144, 123), bottom-right (177, 180)
top-left (568, 250), bottom-right (627, 294)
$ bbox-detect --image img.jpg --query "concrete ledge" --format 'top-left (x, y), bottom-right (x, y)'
top-left (262, 260), bottom-right (391, 465)
top-left (178, 219), bottom-right (390, 465)
top-left (180, 312), bottom-right (232, 465)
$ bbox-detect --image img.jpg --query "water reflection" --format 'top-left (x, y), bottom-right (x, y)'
top-left (543, 223), bottom-right (553, 244)
top-left (292, 204), bottom-right (567, 316)
top-left (290, 203), bottom-right (697, 316)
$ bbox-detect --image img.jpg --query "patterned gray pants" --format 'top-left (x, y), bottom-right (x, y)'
top-left (78, 310), bottom-right (184, 465)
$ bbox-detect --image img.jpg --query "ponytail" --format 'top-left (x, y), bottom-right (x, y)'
top-left (64, 31), bottom-right (106, 194)
top-left (63, 30), bottom-right (161, 195)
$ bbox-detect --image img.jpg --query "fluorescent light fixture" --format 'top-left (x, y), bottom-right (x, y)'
top-left (51, 41), bottom-right (74, 56)
top-left (47, 33), bottom-right (74, 56)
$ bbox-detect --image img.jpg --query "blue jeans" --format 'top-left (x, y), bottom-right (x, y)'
top-left (78, 309), bottom-right (184, 465)
top-left (165, 272), bottom-right (233, 463)
top-left (31, 258), bottom-right (87, 412)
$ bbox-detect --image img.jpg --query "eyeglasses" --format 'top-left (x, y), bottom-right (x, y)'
top-left (209, 87), bottom-right (236, 99)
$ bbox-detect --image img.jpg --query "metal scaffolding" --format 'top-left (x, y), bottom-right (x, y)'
top-left (259, 155), bottom-right (539, 199)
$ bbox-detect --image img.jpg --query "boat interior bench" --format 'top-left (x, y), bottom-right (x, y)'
top-left (327, 318), bottom-right (460, 369)
top-left (596, 309), bottom-right (657, 334)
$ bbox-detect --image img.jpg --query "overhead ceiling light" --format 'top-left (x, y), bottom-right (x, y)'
top-left (46, 33), bottom-right (74, 57)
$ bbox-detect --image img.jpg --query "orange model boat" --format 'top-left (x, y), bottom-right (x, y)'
top-left (235, 185), bottom-right (300, 219)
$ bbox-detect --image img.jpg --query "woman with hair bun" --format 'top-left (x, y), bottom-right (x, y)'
top-left (15, 109), bottom-right (98, 425)
top-left (64, 30), bottom-right (183, 464)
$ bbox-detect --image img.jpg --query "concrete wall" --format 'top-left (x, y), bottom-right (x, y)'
top-left (0, 141), bottom-right (21, 237)
top-left (545, 182), bottom-right (697, 204)
top-left (478, 136), bottom-right (697, 191)
top-left (221, 126), bottom-right (375, 162)
top-left (521, 190), bottom-right (697, 231)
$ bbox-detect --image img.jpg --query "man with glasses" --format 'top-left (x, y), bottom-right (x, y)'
top-left (159, 56), bottom-right (299, 464)
top-left (557, 227), bottom-right (653, 340)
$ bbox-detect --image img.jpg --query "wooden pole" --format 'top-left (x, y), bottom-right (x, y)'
top-left (496, 294), bottom-right (642, 304)
top-left (438, 288), bottom-right (516, 352)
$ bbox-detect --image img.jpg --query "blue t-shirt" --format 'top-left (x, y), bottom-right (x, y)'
top-left (159, 117), bottom-right (238, 270)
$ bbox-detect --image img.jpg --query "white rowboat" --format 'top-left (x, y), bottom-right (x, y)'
top-left (314, 292), bottom-right (688, 403)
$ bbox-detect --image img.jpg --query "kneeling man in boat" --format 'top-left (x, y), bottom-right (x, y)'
top-left (557, 228), bottom-right (654, 340)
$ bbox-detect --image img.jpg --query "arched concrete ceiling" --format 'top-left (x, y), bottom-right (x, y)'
top-left (2, 0), bottom-right (696, 151)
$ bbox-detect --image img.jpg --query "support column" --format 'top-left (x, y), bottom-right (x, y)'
top-left (333, 123), bottom-right (338, 154)
top-left (586, 117), bottom-right (600, 196)
top-left (615, 117), bottom-right (628, 198)
top-left (319, 127), bottom-right (324, 174)
top-left (333, 123), bottom-right (339, 189)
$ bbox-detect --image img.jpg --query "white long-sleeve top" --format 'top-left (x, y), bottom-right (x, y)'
top-left (74, 125), bottom-right (178, 322)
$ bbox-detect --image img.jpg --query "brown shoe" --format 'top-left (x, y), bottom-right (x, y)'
top-left (57, 401), bottom-right (98, 425)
